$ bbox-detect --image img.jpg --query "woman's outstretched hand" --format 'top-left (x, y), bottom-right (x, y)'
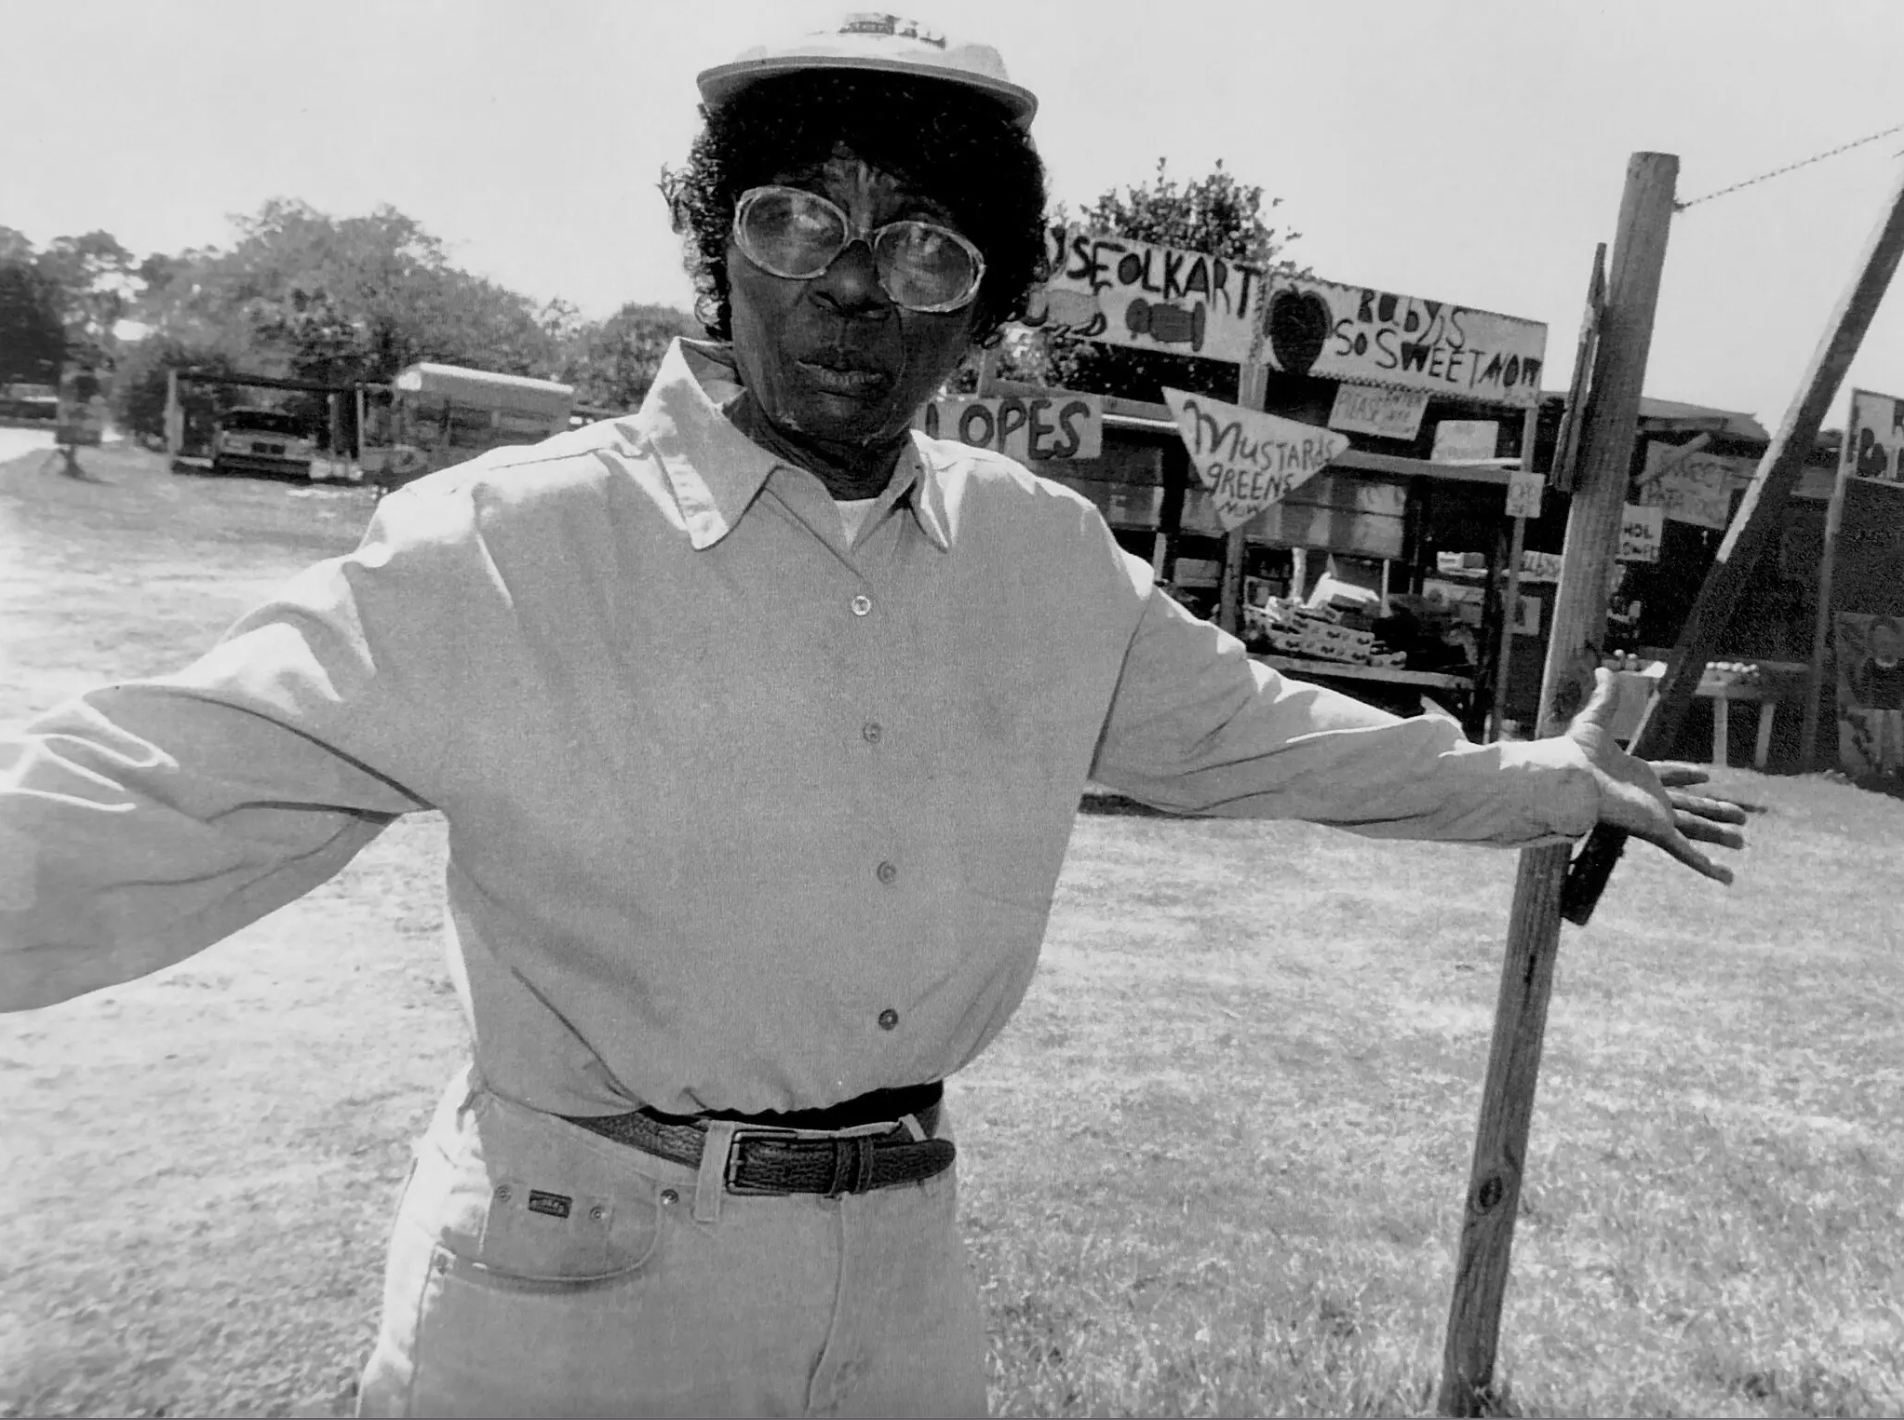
top-left (1563, 667), bottom-right (1748, 884)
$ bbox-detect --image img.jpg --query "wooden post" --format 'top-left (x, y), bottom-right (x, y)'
top-left (1220, 360), bottom-right (1271, 635)
top-left (1437, 152), bottom-right (1680, 1417)
top-left (1565, 156), bottom-right (1904, 921)
top-left (974, 345), bottom-right (999, 397)
top-left (1802, 404), bottom-right (1856, 766)
top-left (1486, 402), bottom-right (1543, 740)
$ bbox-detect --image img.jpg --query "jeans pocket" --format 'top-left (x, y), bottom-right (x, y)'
top-left (407, 1095), bottom-right (664, 1289)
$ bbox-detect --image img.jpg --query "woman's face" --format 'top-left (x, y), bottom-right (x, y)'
top-left (724, 148), bottom-right (978, 457)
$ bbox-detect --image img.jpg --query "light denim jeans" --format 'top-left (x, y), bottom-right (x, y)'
top-left (357, 1066), bottom-right (987, 1418)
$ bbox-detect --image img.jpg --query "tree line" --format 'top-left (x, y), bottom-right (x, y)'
top-left (0, 162), bottom-right (1299, 443)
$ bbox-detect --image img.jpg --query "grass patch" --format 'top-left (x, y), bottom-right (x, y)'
top-left (4, 450), bottom-right (1903, 1416)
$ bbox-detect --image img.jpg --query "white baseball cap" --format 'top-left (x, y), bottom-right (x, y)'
top-left (697, 12), bottom-right (1038, 130)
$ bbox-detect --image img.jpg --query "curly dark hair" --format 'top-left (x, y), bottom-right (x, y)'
top-left (661, 71), bottom-right (1048, 346)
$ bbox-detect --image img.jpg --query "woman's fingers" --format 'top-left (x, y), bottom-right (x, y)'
top-left (1675, 811), bottom-right (1747, 850)
top-left (1651, 761), bottom-right (1713, 788)
top-left (1667, 791), bottom-right (1749, 825)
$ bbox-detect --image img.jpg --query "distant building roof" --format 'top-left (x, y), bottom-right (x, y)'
top-left (1542, 389), bottom-right (1770, 444)
top-left (394, 362), bottom-right (574, 414)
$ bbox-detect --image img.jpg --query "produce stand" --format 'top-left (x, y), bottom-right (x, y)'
top-left (999, 395), bottom-right (1534, 735)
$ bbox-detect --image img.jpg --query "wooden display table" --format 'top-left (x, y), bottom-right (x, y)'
top-left (1250, 654), bottom-right (1474, 692)
top-left (1697, 674), bottom-right (1796, 770)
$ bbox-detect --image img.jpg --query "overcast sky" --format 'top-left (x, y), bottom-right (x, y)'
top-left (6, 0), bottom-right (1902, 427)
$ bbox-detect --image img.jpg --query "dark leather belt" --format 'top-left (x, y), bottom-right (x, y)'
top-left (563, 1082), bottom-right (953, 1197)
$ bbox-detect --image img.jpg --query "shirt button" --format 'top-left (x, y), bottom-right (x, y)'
top-left (876, 860), bottom-right (898, 885)
top-left (850, 593), bottom-right (872, 617)
top-left (862, 721), bottom-right (882, 744)
top-left (878, 1009), bottom-right (899, 1031)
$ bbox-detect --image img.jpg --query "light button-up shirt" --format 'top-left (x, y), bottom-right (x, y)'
top-left (0, 339), bottom-right (1597, 1116)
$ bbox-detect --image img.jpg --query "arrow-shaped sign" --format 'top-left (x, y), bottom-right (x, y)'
top-left (1162, 387), bottom-right (1351, 531)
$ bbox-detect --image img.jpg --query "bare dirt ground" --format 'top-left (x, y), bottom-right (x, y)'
top-left (5, 444), bottom-right (1904, 1418)
top-left (1, 447), bottom-right (458, 1417)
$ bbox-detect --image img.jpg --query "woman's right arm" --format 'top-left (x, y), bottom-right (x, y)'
top-left (0, 478), bottom-right (488, 1011)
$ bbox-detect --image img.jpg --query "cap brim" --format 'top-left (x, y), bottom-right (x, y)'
top-left (697, 55), bottom-right (1038, 129)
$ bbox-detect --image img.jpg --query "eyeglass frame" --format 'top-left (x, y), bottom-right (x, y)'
top-left (730, 184), bottom-right (988, 315)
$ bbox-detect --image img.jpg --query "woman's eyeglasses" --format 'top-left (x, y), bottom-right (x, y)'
top-left (732, 185), bottom-right (986, 314)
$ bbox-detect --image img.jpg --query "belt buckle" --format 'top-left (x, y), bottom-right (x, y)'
top-left (723, 1125), bottom-right (886, 1198)
top-left (722, 1126), bottom-right (797, 1197)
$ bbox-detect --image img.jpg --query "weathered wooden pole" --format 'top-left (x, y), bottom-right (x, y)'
top-left (1485, 402), bottom-right (1544, 741)
top-left (1803, 425), bottom-right (1854, 766)
top-left (1219, 359), bottom-right (1271, 635)
top-left (1437, 152), bottom-right (1680, 1417)
top-left (1565, 155), bottom-right (1904, 920)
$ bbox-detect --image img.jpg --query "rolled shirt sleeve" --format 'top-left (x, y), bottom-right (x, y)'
top-left (1091, 569), bottom-right (1600, 846)
top-left (0, 481), bottom-right (480, 1011)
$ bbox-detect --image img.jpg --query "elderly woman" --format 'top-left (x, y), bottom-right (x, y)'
top-left (0, 16), bottom-right (1742, 1420)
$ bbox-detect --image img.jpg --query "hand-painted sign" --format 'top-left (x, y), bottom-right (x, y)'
top-left (1845, 388), bottom-right (1904, 483)
top-left (1162, 387), bottom-right (1350, 531)
top-left (1505, 469), bottom-right (1545, 520)
top-left (1430, 419), bottom-right (1500, 463)
top-left (1618, 503), bottom-right (1663, 563)
top-left (1029, 225), bottom-right (1267, 365)
top-left (917, 392), bottom-right (1102, 461)
top-left (1637, 440), bottom-right (1752, 530)
top-left (1836, 610), bottom-right (1904, 778)
top-left (1263, 275), bottom-right (1547, 409)
top-left (1327, 382), bottom-right (1429, 440)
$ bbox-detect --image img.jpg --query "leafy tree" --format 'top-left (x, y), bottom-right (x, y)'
top-left (0, 255), bottom-right (67, 384)
top-left (35, 230), bottom-right (138, 351)
top-left (110, 198), bottom-right (699, 439)
top-left (557, 302), bottom-right (699, 412)
top-left (133, 200), bottom-right (560, 390)
top-left (1026, 159), bottom-right (1304, 405)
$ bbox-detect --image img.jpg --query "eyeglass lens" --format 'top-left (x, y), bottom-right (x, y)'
top-left (739, 188), bottom-right (978, 310)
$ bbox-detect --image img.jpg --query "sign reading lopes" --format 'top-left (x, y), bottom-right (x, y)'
top-left (915, 391), bottom-right (1102, 461)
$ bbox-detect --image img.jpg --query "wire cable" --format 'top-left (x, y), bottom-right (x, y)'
top-left (1674, 120), bottom-right (1904, 211)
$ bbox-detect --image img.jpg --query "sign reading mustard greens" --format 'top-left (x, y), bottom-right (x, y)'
top-left (1162, 387), bottom-right (1350, 532)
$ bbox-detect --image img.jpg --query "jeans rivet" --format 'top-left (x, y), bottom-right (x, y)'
top-left (659, 1188), bottom-right (679, 1206)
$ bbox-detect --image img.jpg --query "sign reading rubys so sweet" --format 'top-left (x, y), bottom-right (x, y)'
top-left (1162, 388), bottom-right (1351, 531)
top-left (1031, 224), bottom-right (1548, 410)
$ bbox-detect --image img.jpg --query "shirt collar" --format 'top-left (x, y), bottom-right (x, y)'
top-left (635, 338), bottom-right (953, 553)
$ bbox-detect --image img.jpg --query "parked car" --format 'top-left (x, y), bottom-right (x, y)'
top-left (0, 382), bottom-right (59, 422)
top-left (210, 408), bottom-right (316, 478)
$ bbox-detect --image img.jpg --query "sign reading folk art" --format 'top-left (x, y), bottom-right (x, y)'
top-left (1637, 440), bottom-right (1753, 531)
top-left (1845, 388), bottom-right (1904, 483)
top-left (1030, 225), bottom-right (1269, 365)
top-left (916, 392), bottom-right (1103, 461)
top-left (1162, 387), bottom-right (1350, 531)
top-left (1261, 275), bottom-right (1547, 409)
top-left (1031, 226), bottom-right (1548, 412)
